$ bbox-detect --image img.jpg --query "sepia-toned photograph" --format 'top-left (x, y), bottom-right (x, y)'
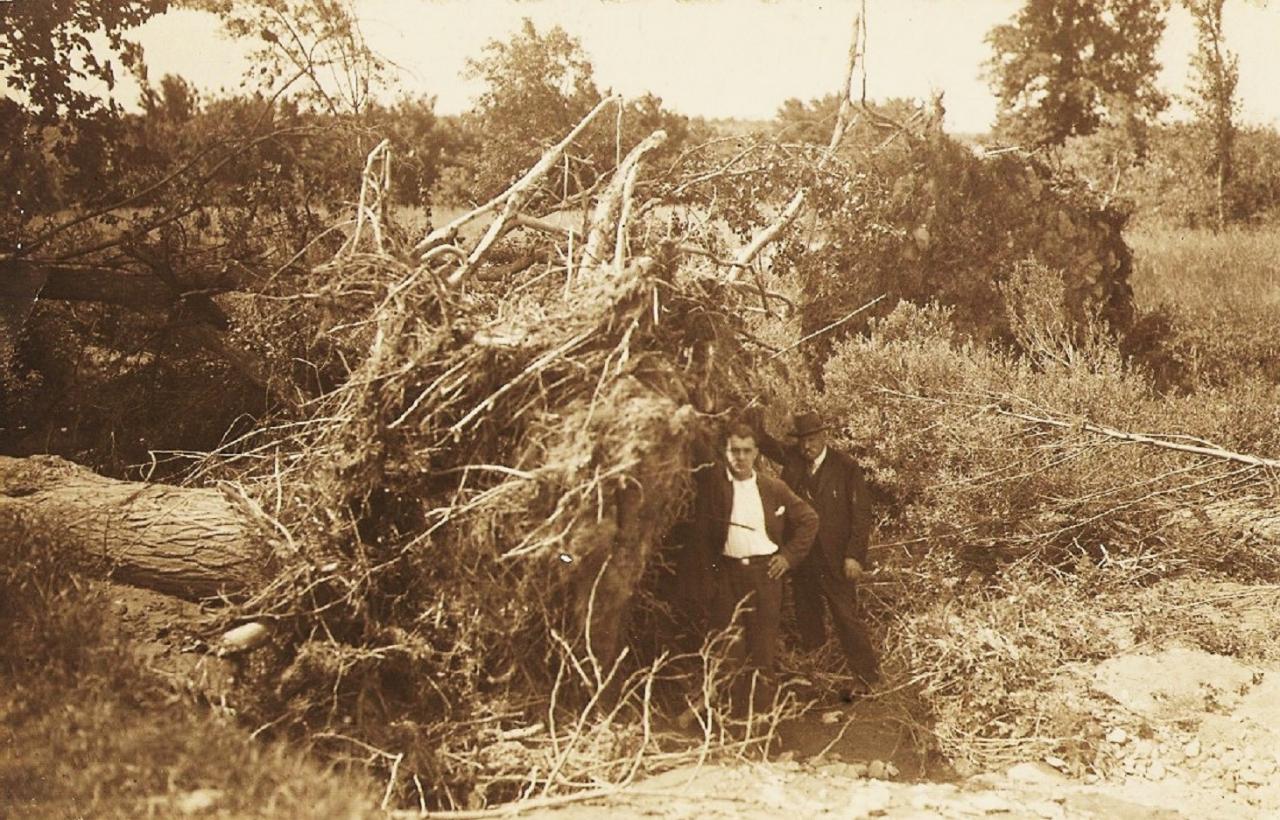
top-left (3, 0), bottom-right (1280, 816)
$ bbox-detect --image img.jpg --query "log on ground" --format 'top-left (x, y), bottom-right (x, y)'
top-left (0, 455), bottom-right (262, 600)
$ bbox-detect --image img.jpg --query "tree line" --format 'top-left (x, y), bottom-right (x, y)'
top-left (0, 0), bottom-right (1275, 478)
top-left (985, 0), bottom-right (1274, 229)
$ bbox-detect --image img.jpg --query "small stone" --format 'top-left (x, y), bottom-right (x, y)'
top-left (1106, 728), bottom-right (1129, 744)
top-left (823, 762), bottom-right (858, 779)
top-left (867, 759), bottom-right (887, 779)
top-left (1132, 739), bottom-right (1155, 759)
top-left (848, 761), bottom-right (869, 778)
top-left (1148, 760), bottom-right (1166, 780)
top-left (1007, 762), bottom-right (1069, 785)
top-left (884, 762), bottom-right (899, 779)
top-left (821, 710), bottom-right (843, 725)
top-left (173, 789), bottom-right (223, 815)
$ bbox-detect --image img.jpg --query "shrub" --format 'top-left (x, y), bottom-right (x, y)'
top-left (763, 134), bottom-right (1134, 360)
top-left (801, 296), bottom-right (1280, 769)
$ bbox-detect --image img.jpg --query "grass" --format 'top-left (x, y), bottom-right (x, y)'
top-left (1127, 225), bottom-right (1280, 314)
top-left (1126, 225), bottom-right (1280, 388)
top-left (0, 674), bottom-right (381, 818)
top-left (0, 571), bottom-right (381, 818)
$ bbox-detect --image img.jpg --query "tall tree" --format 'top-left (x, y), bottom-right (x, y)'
top-left (1185, 0), bottom-right (1239, 231)
top-left (0, 0), bottom-right (168, 124)
top-left (459, 18), bottom-right (690, 205)
top-left (986, 0), bottom-right (1170, 147)
top-left (463, 19), bottom-right (604, 200)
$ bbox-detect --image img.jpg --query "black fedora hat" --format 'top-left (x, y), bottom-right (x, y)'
top-left (788, 412), bottom-right (829, 438)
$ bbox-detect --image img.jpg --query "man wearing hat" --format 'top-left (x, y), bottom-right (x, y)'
top-left (756, 411), bottom-right (880, 695)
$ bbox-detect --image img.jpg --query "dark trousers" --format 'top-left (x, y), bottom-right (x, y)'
top-left (712, 557), bottom-right (783, 675)
top-left (794, 557), bottom-right (879, 682)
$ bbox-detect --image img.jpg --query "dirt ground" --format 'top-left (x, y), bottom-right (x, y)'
top-left (526, 628), bottom-right (1280, 818)
top-left (99, 581), bottom-right (1280, 818)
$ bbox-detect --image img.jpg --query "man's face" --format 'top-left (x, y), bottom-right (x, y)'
top-left (798, 431), bottom-right (826, 463)
top-left (725, 434), bottom-right (758, 480)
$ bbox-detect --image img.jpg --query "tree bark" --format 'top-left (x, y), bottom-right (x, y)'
top-left (1, 258), bottom-right (289, 407)
top-left (0, 261), bottom-right (179, 311)
top-left (0, 455), bottom-right (262, 600)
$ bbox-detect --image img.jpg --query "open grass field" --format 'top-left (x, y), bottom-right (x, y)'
top-left (1128, 225), bottom-right (1280, 314)
top-left (1126, 225), bottom-right (1280, 388)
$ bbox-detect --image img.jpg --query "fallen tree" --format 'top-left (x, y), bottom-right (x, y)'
top-left (0, 20), bottom-right (874, 806)
top-left (0, 455), bottom-right (262, 600)
top-left (6, 9), bottom-right (1225, 811)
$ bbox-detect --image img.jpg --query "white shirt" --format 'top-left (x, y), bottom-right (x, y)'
top-left (723, 469), bottom-right (779, 558)
top-left (809, 446), bottom-right (829, 475)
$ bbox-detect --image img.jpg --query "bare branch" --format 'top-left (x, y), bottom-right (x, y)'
top-left (995, 408), bottom-right (1280, 470)
top-left (728, 11), bottom-right (863, 276)
top-left (413, 95), bottom-right (622, 263)
top-left (765, 294), bottom-right (884, 360)
top-left (580, 129), bottom-right (667, 272)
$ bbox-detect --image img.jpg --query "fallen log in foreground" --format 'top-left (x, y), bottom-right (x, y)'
top-left (0, 455), bottom-right (262, 600)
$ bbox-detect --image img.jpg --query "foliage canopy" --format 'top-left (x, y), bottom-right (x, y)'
top-left (986, 0), bottom-right (1169, 147)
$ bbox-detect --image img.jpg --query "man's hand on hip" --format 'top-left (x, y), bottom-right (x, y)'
top-left (767, 554), bottom-right (791, 579)
top-left (843, 558), bottom-right (864, 581)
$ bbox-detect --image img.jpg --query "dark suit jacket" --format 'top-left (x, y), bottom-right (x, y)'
top-left (758, 432), bottom-right (873, 569)
top-left (692, 465), bottom-right (818, 571)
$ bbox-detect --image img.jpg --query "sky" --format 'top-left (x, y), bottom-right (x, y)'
top-left (107, 0), bottom-right (1280, 134)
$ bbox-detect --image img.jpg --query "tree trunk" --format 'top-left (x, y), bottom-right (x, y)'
top-left (1216, 161), bottom-right (1226, 234)
top-left (0, 455), bottom-right (262, 600)
top-left (0, 260), bottom-right (179, 311)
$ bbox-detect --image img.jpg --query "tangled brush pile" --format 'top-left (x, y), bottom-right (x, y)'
top-left (211, 121), bottom-right (783, 808)
top-left (195, 28), bottom-right (1169, 803)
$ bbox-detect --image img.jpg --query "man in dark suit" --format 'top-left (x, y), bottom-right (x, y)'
top-left (757, 411), bottom-right (880, 694)
top-left (693, 422), bottom-right (818, 680)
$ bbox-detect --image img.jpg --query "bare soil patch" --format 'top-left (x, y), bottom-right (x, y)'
top-left (519, 582), bottom-right (1280, 818)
